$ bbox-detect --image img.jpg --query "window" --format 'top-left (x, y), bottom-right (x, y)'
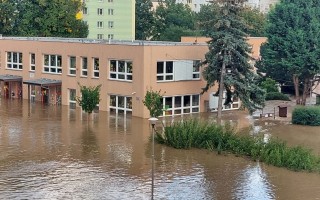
top-left (30, 53), bottom-right (35, 71)
top-left (69, 89), bottom-right (76, 109)
top-left (162, 94), bottom-right (200, 116)
top-left (83, 7), bottom-right (88, 15)
top-left (43, 54), bottom-right (62, 74)
top-left (108, 0), bottom-right (113, 2)
top-left (110, 95), bottom-right (132, 115)
top-left (97, 34), bottom-right (104, 39)
top-left (97, 21), bottom-right (103, 28)
top-left (69, 56), bottom-right (76, 75)
top-left (157, 61), bottom-right (173, 81)
top-left (7, 52), bottom-right (23, 70)
top-left (157, 60), bottom-right (200, 82)
top-left (110, 60), bottom-right (132, 81)
top-left (108, 21), bottom-right (114, 28)
top-left (97, 8), bottom-right (103, 15)
top-left (187, 0), bottom-right (192, 3)
top-left (93, 58), bottom-right (99, 78)
top-left (108, 34), bottom-right (114, 39)
top-left (81, 57), bottom-right (88, 77)
top-left (108, 9), bottom-right (114, 15)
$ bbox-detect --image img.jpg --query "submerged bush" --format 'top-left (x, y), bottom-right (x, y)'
top-left (265, 92), bottom-right (290, 101)
top-left (292, 106), bottom-right (320, 126)
top-left (155, 119), bottom-right (320, 172)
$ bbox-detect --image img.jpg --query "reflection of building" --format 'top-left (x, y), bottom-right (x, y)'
top-left (81, 0), bottom-right (135, 40)
top-left (0, 37), bottom-right (265, 118)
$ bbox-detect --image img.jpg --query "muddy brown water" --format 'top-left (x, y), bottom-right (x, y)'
top-left (0, 99), bottom-right (319, 200)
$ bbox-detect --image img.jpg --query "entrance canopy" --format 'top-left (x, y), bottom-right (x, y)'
top-left (0, 74), bottom-right (23, 82)
top-left (23, 78), bottom-right (62, 87)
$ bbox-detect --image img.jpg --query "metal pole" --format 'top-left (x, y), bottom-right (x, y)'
top-left (151, 124), bottom-right (155, 200)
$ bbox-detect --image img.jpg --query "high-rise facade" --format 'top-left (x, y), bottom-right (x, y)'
top-left (82, 0), bottom-right (135, 40)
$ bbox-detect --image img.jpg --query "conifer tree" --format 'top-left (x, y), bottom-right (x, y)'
top-left (202, 0), bottom-right (265, 120)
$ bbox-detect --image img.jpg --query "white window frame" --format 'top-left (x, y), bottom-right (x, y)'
top-left (108, 0), bottom-right (113, 2)
top-left (108, 21), bottom-right (114, 28)
top-left (43, 54), bottom-right (62, 74)
top-left (93, 58), bottom-right (99, 78)
top-left (97, 21), bottom-right (103, 28)
top-left (69, 89), bottom-right (76, 109)
top-left (81, 57), bottom-right (88, 77)
top-left (109, 60), bottom-right (132, 81)
top-left (97, 8), bottom-right (103, 15)
top-left (108, 34), bottom-right (114, 39)
top-left (162, 94), bottom-right (200, 116)
top-left (69, 56), bottom-right (76, 76)
top-left (193, 60), bottom-right (200, 80)
top-left (157, 61), bottom-right (173, 81)
top-left (7, 52), bottom-right (23, 70)
top-left (109, 95), bottom-right (132, 115)
top-left (30, 53), bottom-right (36, 71)
top-left (97, 34), bottom-right (104, 39)
top-left (108, 9), bottom-right (114, 15)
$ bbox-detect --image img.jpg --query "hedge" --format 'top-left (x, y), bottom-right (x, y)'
top-left (292, 106), bottom-right (320, 126)
top-left (265, 92), bottom-right (290, 101)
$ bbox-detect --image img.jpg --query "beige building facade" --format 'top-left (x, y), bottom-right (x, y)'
top-left (0, 37), bottom-right (267, 118)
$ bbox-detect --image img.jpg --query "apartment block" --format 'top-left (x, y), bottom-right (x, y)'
top-left (82, 0), bottom-right (135, 40)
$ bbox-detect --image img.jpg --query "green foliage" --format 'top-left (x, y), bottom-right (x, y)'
top-left (152, 0), bottom-right (197, 41)
top-left (135, 0), bottom-right (154, 40)
top-left (0, 0), bottom-right (88, 38)
top-left (156, 119), bottom-right (320, 172)
top-left (201, 1), bottom-right (265, 113)
top-left (0, 0), bottom-right (17, 34)
top-left (257, 0), bottom-right (320, 104)
top-left (239, 6), bottom-right (266, 37)
top-left (260, 78), bottom-right (278, 93)
top-left (143, 89), bottom-right (164, 118)
top-left (292, 106), bottom-right (320, 126)
top-left (265, 92), bottom-right (290, 101)
top-left (76, 84), bottom-right (101, 114)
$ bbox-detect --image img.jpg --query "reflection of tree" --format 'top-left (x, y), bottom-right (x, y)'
top-left (81, 125), bottom-right (99, 158)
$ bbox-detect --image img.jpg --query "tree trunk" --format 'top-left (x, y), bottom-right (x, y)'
top-left (293, 74), bottom-right (301, 105)
top-left (301, 78), bottom-right (311, 105)
top-left (217, 62), bottom-right (226, 124)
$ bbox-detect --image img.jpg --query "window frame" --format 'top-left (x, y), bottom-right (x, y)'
top-left (6, 52), bottom-right (23, 70)
top-left (69, 89), bottom-right (77, 109)
top-left (157, 61), bottom-right (174, 82)
top-left (43, 54), bottom-right (62, 74)
top-left (30, 53), bottom-right (36, 71)
top-left (162, 94), bottom-right (200, 116)
top-left (97, 21), bottom-right (103, 28)
top-left (69, 56), bottom-right (76, 76)
top-left (109, 95), bottom-right (132, 115)
top-left (81, 57), bottom-right (88, 77)
top-left (109, 60), bottom-right (133, 81)
top-left (93, 57), bottom-right (99, 78)
top-left (97, 8), bottom-right (103, 15)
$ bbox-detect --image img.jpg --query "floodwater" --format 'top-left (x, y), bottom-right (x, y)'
top-left (0, 99), bottom-right (319, 200)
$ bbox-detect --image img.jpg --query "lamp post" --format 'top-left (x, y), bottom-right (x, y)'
top-left (148, 117), bottom-right (158, 200)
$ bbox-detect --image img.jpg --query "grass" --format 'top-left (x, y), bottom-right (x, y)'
top-left (155, 119), bottom-right (320, 172)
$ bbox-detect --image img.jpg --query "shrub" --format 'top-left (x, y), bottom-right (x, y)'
top-left (260, 78), bottom-right (279, 93)
top-left (265, 92), bottom-right (290, 101)
top-left (292, 106), bottom-right (320, 126)
top-left (155, 119), bottom-right (320, 172)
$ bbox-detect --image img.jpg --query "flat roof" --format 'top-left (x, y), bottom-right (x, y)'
top-left (0, 37), bottom-right (207, 46)
top-left (23, 78), bottom-right (62, 87)
top-left (0, 74), bottom-right (23, 82)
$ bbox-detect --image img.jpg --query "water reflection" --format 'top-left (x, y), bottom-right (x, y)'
top-left (0, 99), bottom-right (319, 199)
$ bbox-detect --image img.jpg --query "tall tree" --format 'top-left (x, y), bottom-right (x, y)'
top-left (2, 0), bottom-right (88, 38)
top-left (135, 0), bottom-right (154, 40)
top-left (153, 0), bottom-right (197, 41)
top-left (239, 6), bottom-right (266, 37)
top-left (258, 0), bottom-right (320, 105)
top-left (0, 0), bottom-right (17, 35)
top-left (201, 0), bottom-right (265, 121)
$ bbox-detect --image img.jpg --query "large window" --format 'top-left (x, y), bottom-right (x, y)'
top-left (157, 60), bottom-right (201, 82)
top-left (69, 89), bottom-right (76, 109)
top-left (162, 94), bottom-right (200, 116)
top-left (81, 57), bottom-right (88, 77)
top-left (69, 56), bottom-right (76, 75)
top-left (43, 54), bottom-right (62, 74)
top-left (30, 53), bottom-right (36, 71)
top-left (93, 58), bottom-right (99, 78)
top-left (110, 95), bottom-right (132, 115)
top-left (110, 60), bottom-right (132, 81)
top-left (7, 52), bottom-right (23, 70)
top-left (97, 8), bottom-right (103, 15)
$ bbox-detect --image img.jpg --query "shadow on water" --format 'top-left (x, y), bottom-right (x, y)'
top-left (0, 99), bottom-right (319, 199)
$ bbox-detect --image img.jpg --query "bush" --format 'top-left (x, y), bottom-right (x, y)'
top-left (260, 78), bottom-right (279, 93)
top-left (155, 119), bottom-right (320, 172)
top-left (265, 92), bottom-right (290, 101)
top-left (292, 106), bottom-right (320, 126)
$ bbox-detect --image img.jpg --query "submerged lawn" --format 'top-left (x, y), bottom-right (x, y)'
top-left (155, 119), bottom-right (320, 173)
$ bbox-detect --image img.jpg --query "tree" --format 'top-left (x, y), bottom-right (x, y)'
top-left (258, 0), bottom-right (320, 105)
top-left (135, 0), bottom-right (154, 40)
top-left (76, 84), bottom-right (101, 115)
top-left (153, 0), bottom-right (197, 41)
top-left (143, 89), bottom-right (165, 118)
top-left (201, 0), bottom-right (265, 121)
top-left (0, 0), bottom-right (17, 35)
top-left (1, 0), bottom-right (88, 38)
top-left (239, 6), bottom-right (266, 37)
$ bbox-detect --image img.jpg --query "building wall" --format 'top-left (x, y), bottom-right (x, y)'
top-left (82, 0), bottom-right (135, 40)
